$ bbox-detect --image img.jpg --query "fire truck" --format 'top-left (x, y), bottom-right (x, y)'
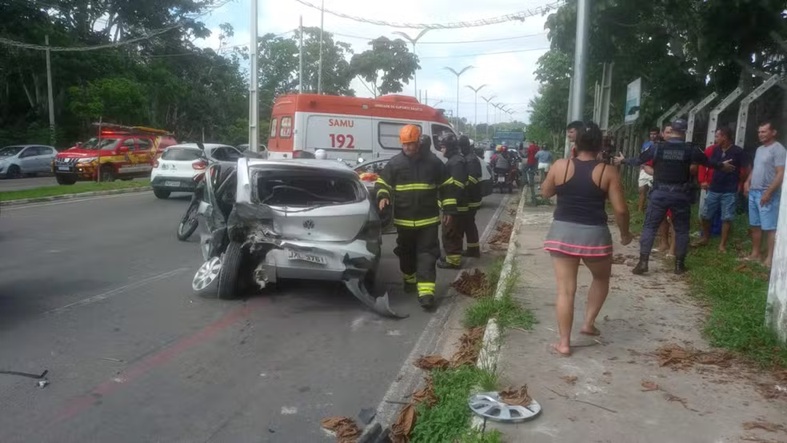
top-left (53, 123), bottom-right (177, 185)
top-left (267, 94), bottom-right (457, 162)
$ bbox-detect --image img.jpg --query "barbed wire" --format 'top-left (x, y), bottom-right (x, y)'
top-left (293, 0), bottom-right (563, 29)
top-left (0, 0), bottom-right (233, 52)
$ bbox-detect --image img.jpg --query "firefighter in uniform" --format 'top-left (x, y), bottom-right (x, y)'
top-left (436, 134), bottom-right (468, 269)
top-left (375, 125), bottom-right (447, 309)
top-left (614, 119), bottom-right (735, 275)
top-left (459, 135), bottom-right (482, 258)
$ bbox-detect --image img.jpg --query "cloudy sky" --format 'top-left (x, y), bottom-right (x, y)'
top-left (194, 0), bottom-right (555, 124)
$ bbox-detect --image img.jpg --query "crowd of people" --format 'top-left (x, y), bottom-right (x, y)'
top-left (540, 118), bottom-right (785, 356)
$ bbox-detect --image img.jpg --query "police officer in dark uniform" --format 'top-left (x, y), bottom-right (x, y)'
top-left (437, 133), bottom-right (468, 269)
top-left (459, 135), bottom-right (482, 257)
top-left (614, 119), bottom-right (735, 275)
top-left (375, 125), bottom-right (448, 309)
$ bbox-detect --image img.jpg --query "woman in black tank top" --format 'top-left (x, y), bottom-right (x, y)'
top-left (540, 122), bottom-right (633, 357)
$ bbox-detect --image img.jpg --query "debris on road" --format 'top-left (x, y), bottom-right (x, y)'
top-left (640, 380), bottom-right (659, 392)
top-left (414, 355), bottom-right (450, 371)
top-left (655, 343), bottom-right (734, 370)
top-left (742, 421), bottom-right (786, 433)
top-left (451, 269), bottom-right (491, 298)
top-left (320, 416), bottom-right (361, 443)
top-left (390, 403), bottom-right (416, 443)
top-left (411, 376), bottom-right (437, 407)
top-left (499, 385), bottom-right (532, 406)
top-left (36, 379), bottom-right (50, 388)
top-left (0, 369), bottom-right (49, 380)
top-left (489, 222), bottom-right (513, 244)
top-left (450, 326), bottom-right (485, 367)
top-left (560, 375), bottom-right (578, 386)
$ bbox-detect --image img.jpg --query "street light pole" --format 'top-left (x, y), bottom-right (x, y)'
top-left (444, 66), bottom-right (474, 131)
top-left (568, 0), bottom-right (590, 135)
top-left (481, 95), bottom-right (496, 140)
top-left (466, 84), bottom-right (487, 138)
top-left (393, 29), bottom-right (430, 98)
top-left (45, 35), bottom-right (56, 146)
top-left (317, 0), bottom-right (325, 94)
top-left (248, 0), bottom-right (259, 152)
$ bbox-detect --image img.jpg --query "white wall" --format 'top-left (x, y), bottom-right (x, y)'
top-left (767, 173), bottom-right (787, 343)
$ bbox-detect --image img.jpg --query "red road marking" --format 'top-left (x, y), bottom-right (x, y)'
top-left (53, 298), bottom-right (265, 423)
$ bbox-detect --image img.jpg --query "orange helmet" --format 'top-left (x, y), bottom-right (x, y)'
top-left (399, 124), bottom-right (421, 144)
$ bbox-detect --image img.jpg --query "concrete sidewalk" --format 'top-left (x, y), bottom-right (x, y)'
top-left (487, 204), bottom-right (787, 443)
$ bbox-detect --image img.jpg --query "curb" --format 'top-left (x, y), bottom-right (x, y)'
top-left (471, 187), bottom-right (528, 430)
top-left (357, 193), bottom-right (513, 443)
top-left (0, 186), bottom-right (152, 207)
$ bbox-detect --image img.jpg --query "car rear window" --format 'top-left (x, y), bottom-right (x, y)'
top-left (253, 170), bottom-right (363, 207)
top-left (162, 148), bottom-right (203, 161)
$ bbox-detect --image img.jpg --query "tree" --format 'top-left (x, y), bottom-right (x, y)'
top-left (295, 27), bottom-right (355, 96)
top-left (350, 37), bottom-right (419, 97)
top-left (68, 77), bottom-right (149, 124)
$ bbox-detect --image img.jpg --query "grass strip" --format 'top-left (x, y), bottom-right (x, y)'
top-left (411, 259), bottom-right (536, 443)
top-left (623, 194), bottom-right (787, 369)
top-left (0, 179), bottom-right (150, 202)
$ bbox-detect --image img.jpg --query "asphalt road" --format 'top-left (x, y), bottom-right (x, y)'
top-left (0, 176), bottom-right (148, 192)
top-left (0, 189), bottom-right (505, 442)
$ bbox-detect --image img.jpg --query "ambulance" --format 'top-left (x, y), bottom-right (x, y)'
top-left (266, 94), bottom-right (458, 162)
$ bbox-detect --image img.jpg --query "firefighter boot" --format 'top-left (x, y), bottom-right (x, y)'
top-left (437, 256), bottom-right (462, 269)
top-left (416, 282), bottom-right (436, 309)
top-left (632, 254), bottom-right (649, 275)
top-left (674, 256), bottom-right (688, 275)
top-left (403, 273), bottom-right (417, 294)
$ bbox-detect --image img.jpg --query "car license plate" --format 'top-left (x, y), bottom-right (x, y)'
top-left (57, 166), bottom-right (71, 172)
top-left (287, 250), bottom-right (327, 265)
top-left (164, 181), bottom-right (180, 187)
top-left (497, 176), bottom-right (506, 183)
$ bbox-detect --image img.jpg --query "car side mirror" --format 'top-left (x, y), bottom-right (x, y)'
top-left (119, 146), bottom-right (129, 153)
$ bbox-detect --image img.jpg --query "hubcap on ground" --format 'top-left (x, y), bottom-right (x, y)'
top-left (192, 257), bottom-right (222, 291)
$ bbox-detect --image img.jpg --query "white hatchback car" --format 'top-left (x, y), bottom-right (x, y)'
top-left (150, 143), bottom-right (243, 199)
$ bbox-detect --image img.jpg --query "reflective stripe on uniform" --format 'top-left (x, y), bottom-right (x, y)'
top-left (393, 216), bottom-right (441, 228)
top-left (377, 189), bottom-right (390, 198)
top-left (466, 242), bottom-right (480, 248)
top-left (403, 273), bottom-right (417, 284)
top-left (468, 202), bottom-right (482, 208)
top-left (441, 198), bottom-right (457, 207)
top-left (457, 207), bottom-right (469, 212)
top-left (446, 255), bottom-right (462, 265)
top-left (417, 282), bottom-right (435, 296)
top-left (440, 177), bottom-right (465, 189)
top-left (468, 176), bottom-right (479, 184)
top-left (395, 183), bottom-right (437, 191)
top-left (375, 177), bottom-right (391, 189)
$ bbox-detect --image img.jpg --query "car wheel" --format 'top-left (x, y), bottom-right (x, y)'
top-left (192, 257), bottom-right (222, 297)
top-left (6, 165), bottom-right (21, 179)
top-left (56, 174), bottom-right (77, 185)
top-left (176, 200), bottom-right (199, 241)
top-left (153, 188), bottom-right (170, 199)
top-left (217, 241), bottom-right (243, 300)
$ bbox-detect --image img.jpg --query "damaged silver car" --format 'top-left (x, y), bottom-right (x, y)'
top-left (190, 157), bottom-right (406, 318)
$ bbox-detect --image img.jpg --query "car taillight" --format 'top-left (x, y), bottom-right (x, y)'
top-left (153, 159), bottom-right (159, 168)
top-left (193, 159), bottom-right (207, 170)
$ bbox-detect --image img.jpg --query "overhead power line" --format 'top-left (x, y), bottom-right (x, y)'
top-left (293, 0), bottom-right (564, 29)
top-left (330, 31), bottom-right (548, 45)
top-left (420, 47), bottom-right (550, 59)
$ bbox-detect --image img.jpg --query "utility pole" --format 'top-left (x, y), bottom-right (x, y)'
top-left (466, 84), bottom-right (487, 138)
top-left (444, 66), bottom-right (474, 130)
top-left (393, 30), bottom-right (430, 97)
top-left (481, 95), bottom-right (496, 141)
top-left (45, 35), bottom-right (56, 146)
top-left (248, 0), bottom-right (259, 152)
top-left (568, 0), bottom-right (590, 125)
top-left (317, 0), bottom-right (325, 94)
top-left (299, 16), bottom-right (304, 93)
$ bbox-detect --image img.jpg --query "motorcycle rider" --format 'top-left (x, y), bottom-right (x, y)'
top-left (459, 135), bottom-right (482, 258)
top-left (375, 125), bottom-right (448, 309)
top-left (437, 133), bottom-right (468, 269)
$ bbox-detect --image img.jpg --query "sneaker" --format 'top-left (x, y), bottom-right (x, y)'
top-left (418, 294), bottom-right (435, 309)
